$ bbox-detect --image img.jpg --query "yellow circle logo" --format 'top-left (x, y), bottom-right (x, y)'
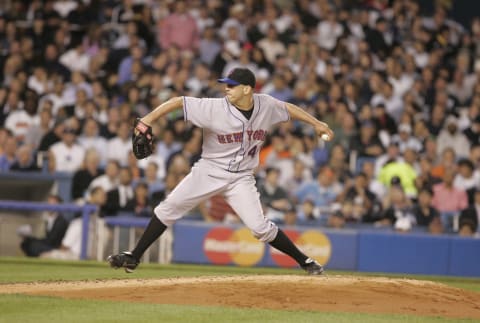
top-left (270, 230), bottom-right (332, 267)
top-left (297, 231), bottom-right (331, 265)
top-left (230, 228), bottom-right (265, 266)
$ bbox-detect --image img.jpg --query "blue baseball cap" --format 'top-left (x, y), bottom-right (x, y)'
top-left (218, 68), bottom-right (256, 88)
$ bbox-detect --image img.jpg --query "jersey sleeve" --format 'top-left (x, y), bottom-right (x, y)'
top-left (260, 94), bottom-right (290, 125)
top-left (182, 96), bottom-right (213, 128)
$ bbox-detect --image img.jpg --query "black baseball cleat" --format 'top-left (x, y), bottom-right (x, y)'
top-left (107, 251), bottom-right (139, 273)
top-left (301, 258), bottom-right (324, 275)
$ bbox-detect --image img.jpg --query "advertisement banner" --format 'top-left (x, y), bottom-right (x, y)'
top-left (172, 221), bottom-right (357, 270)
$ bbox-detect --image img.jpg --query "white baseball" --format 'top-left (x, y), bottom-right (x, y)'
top-left (321, 134), bottom-right (330, 141)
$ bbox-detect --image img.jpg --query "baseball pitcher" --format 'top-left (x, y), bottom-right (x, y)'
top-left (108, 68), bottom-right (334, 274)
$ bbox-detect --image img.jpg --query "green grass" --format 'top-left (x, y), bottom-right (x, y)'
top-left (1, 257), bottom-right (479, 323)
top-left (0, 257), bottom-right (300, 283)
top-left (0, 294), bottom-right (473, 323)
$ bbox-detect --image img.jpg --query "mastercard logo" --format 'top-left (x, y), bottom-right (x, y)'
top-left (270, 230), bottom-right (332, 268)
top-left (203, 227), bottom-right (331, 268)
top-left (203, 227), bottom-right (265, 266)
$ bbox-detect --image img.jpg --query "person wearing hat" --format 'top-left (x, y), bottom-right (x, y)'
top-left (108, 67), bottom-right (333, 275)
top-left (390, 122), bottom-right (422, 153)
top-left (437, 114), bottom-right (470, 158)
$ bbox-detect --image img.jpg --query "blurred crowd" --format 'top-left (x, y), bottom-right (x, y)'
top-left (1, 0), bottom-right (480, 239)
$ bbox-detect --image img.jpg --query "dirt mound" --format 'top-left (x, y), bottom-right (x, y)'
top-left (3, 275), bottom-right (480, 319)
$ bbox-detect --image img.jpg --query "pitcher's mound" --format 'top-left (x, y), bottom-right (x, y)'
top-left (3, 275), bottom-right (480, 319)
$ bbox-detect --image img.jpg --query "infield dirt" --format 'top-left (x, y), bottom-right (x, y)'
top-left (2, 275), bottom-right (480, 319)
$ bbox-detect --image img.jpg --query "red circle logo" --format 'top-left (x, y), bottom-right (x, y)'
top-left (203, 227), bottom-right (234, 265)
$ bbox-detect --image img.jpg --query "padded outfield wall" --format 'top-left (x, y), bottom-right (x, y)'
top-left (172, 221), bottom-right (480, 277)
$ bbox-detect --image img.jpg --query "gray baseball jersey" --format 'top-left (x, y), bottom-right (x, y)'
top-left (183, 93), bottom-right (290, 172)
top-left (154, 93), bottom-right (289, 243)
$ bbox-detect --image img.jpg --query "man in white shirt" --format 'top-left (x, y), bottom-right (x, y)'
top-left (106, 121), bottom-right (131, 166)
top-left (5, 90), bottom-right (40, 141)
top-left (49, 125), bottom-right (85, 173)
top-left (87, 160), bottom-right (120, 196)
top-left (78, 118), bottom-right (107, 166)
top-left (59, 43), bottom-right (90, 74)
top-left (41, 186), bottom-right (107, 260)
top-left (437, 115), bottom-right (471, 159)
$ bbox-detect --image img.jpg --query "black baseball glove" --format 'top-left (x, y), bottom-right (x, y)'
top-left (132, 118), bottom-right (154, 159)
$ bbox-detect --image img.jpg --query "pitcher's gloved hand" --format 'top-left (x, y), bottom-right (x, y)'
top-left (132, 118), bottom-right (154, 159)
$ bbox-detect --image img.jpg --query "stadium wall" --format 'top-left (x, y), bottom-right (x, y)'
top-left (172, 221), bottom-right (480, 277)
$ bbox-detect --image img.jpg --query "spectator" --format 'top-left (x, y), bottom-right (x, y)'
top-left (283, 158), bottom-right (312, 198)
top-left (71, 148), bottom-right (101, 203)
top-left (349, 120), bottom-right (384, 158)
top-left (0, 136), bottom-right (17, 171)
top-left (458, 218), bottom-right (477, 237)
top-left (132, 182), bottom-right (152, 217)
top-left (316, 10), bottom-right (343, 51)
top-left (48, 123), bottom-right (85, 173)
top-left (454, 158), bottom-right (480, 204)
top-left (24, 103), bottom-right (54, 150)
top-left (257, 26), bottom-right (286, 65)
top-left (378, 147), bottom-right (419, 198)
top-left (296, 199), bottom-right (321, 225)
top-left (10, 144), bottom-right (39, 171)
top-left (377, 185), bottom-right (415, 231)
top-left (458, 189), bottom-right (480, 235)
top-left (37, 116), bottom-right (65, 152)
top-left (113, 21), bottom-right (146, 50)
top-left (437, 115), bottom-right (470, 159)
top-left (199, 26), bottom-right (221, 66)
top-left (117, 45), bottom-right (145, 86)
top-left (42, 44), bottom-right (70, 80)
top-left (431, 147), bottom-right (456, 179)
top-left (463, 115), bottom-right (480, 145)
top-left (374, 142), bottom-right (403, 176)
top-left (295, 166), bottom-right (342, 217)
top-left (336, 172), bottom-right (378, 223)
top-left (126, 151), bottom-right (143, 181)
top-left (267, 73), bottom-right (293, 102)
top-left (222, 46), bottom-right (258, 79)
top-left (59, 42), bottom-right (90, 74)
top-left (158, 1), bottom-right (199, 51)
top-left (0, 0), bottom-right (479, 237)
top-left (62, 71), bottom-right (92, 107)
top-left (106, 121), bottom-right (131, 166)
top-left (78, 118), bottom-right (107, 165)
top-left (432, 168), bottom-right (469, 231)
top-left (142, 161), bottom-right (164, 203)
top-left (42, 186), bottom-right (107, 260)
top-left (103, 167), bottom-right (134, 216)
top-left (415, 155), bottom-right (442, 191)
top-left (327, 144), bottom-right (351, 183)
top-left (373, 103), bottom-right (397, 135)
top-left (19, 195), bottom-right (68, 257)
top-left (87, 159), bottom-right (120, 196)
top-left (390, 123), bottom-right (422, 153)
top-left (258, 167), bottom-right (294, 224)
top-left (361, 160), bottom-right (387, 203)
top-left (4, 90), bottom-right (40, 142)
top-left (412, 188), bottom-right (441, 230)
top-left (27, 66), bottom-right (50, 96)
